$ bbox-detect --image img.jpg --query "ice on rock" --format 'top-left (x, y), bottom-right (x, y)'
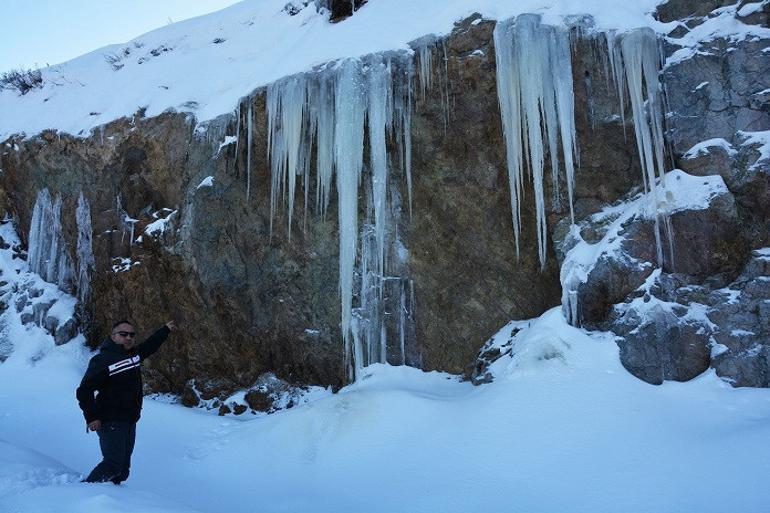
top-left (334, 58), bottom-right (367, 379)
top-left (367, 55), bottom-right (392, 286)
top-left (609, 27), bottom-right (670, 266)
top-left (494, 14), bottom-right (577, 268)
top-left (415, 38), bottom-right (434, 101)
top-left (246, 101), bottom-right (253, 202)
top-left (28, 189), bottom-right (75, 293)
top-left (116, 194), bottom-right (138, 247)
top-left (268, 75), bottom-right (311, 240)
top-left (266, 53), bottom-right (415, 381)
top-left (75, 192), bottom-right (95, 304)
top-left (314, 71), bottom-right (336, 219)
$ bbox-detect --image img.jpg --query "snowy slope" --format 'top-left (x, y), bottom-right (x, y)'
top-left (0, 0), bottom-right (671, 141)
top-left (2, 307), bottom-right (770, 513)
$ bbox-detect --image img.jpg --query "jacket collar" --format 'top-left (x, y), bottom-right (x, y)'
top-left (100, 337), bottom-right (132, 355)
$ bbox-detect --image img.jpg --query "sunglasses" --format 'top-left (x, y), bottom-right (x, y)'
top-left (114, 331), bottom-right (137, 338)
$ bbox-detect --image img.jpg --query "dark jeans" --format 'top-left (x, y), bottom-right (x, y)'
top-left (84, 421), bottom-right (136, 484)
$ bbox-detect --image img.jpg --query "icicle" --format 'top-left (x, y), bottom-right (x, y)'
top-left (605, 30), bottom-right (628, 138)
top-left (315, 72), bottom-right (336, 219)
top-left (493, 14), bottom-right (578, 267)
top-left (367, 55), bottom-right (391, 285)
top-left (441, 40), bottom-right (450, 134)
top-left (27, 189), bottom-right (74, 292)
top-left (398, 279), bottom-right (407, 364)
top-left (267, 75), bottom-right (309, 240)
top-left (234, 102), bottom-right (241, 165)
top-left (76, 193), bottom-right (95, 304)
top-left (393, 57), bottom-right (414, 217)
top-left (334, 58), bottom-right (366, 381)
top-left (617, 27), bottom-right (668, 266)
top-left (116, 194), bottom-right (137, 247)
top-left (46, 195), bottom-right (63, 282)
top-left (550, 24), bottom-right (577, 224)
top-left (246, 101), bottom-right (253, 202)
top-left (264, 52), bottom-right (416, 381)
top-left (416, 39), bottom-right (434, 100)
top-left (27, 189), bottom-right (51, 275)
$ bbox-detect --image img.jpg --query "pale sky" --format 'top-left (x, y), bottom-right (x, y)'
top-left (0, 0), bottom-right (243, 74)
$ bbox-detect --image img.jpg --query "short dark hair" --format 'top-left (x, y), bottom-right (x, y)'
top-left (112, 320), bottom-right (134, 330)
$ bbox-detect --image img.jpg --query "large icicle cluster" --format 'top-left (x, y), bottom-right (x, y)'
top-left (28, 189), bottom-right (96, 304)
top-left (265, 55), bottom-right (415, 381)
top-left (493, 14), bottom-right (578, 268)
top-left (559, 27), bottom-right (670, 327)
top-left (28, 189), bottom-right (75, 293)
top-left (605, 28), bottom-right (669, 266)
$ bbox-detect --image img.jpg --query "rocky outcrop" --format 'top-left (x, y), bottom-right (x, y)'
top-left (710, 249), bottom-right (770, 386)
top-left (0, 16), bottom-right (567, 394)
top-left (557, 167), bottom-right (755, 385)
top-left (612, 247), bottom-right (770, 387)
top-left (1, 0), bottom-right (769, 395)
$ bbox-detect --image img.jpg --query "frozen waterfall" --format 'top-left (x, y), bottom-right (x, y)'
top-left (607, 28), bottom-right (669, 267)
top-left (494, 14), bottom-right (578, 268)
top-left (75, 192), bottom-right (95, 304)
top-left (265, 54), bottom-right (415, 381)
top-left (558, 27), bottom-right (671, 327)
top-left (28, 189), bottom-right (75, 293)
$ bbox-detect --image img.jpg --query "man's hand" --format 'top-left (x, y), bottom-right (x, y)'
top-left (165, 320), bottom-right (177, 331)
top-left (86, 420), bottom-right (102, 432)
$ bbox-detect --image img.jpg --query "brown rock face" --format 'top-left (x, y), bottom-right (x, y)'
top-left (3, 5), bottom-right (766, 395)
top-left (407, 18), bottom-right (561, 374)
top-left (0, 14), bottom-right (677, 390)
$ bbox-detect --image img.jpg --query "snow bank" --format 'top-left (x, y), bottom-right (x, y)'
top-left (2, 304), bottom-right (770, 512)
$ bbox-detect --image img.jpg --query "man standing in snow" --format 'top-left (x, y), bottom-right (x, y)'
top-left (76, 319), bottom-right (176, 484)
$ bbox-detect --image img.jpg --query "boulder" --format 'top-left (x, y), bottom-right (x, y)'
top-left (54, 318), bottom-right (79, 345)
top-left (180, 383), bottom-right (200, 407)
top-left (244, 389), bottom-right (273, 412)
top-left (614, 301), bottom-right (712, 384)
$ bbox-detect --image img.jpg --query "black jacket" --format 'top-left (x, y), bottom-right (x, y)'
top-left (76, 326), bottom-right (170, 423)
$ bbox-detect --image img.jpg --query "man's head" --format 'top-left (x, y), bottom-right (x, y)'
top-left (110, 320), bottom-right (137, 350)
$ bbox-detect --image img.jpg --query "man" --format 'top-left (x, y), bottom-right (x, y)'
top-left (76, 319), bottom-right (176, 484)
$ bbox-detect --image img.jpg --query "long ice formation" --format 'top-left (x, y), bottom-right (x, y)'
top-left (494, 14), bottom-right (578, 268)
top-left (28, 189), bottom-right (75, 293)
top-left (265, 55), bottom-right (414, 381)
top-left (559, 27), bottom-right (670, 327)
top-left (75, 192), bottom-right (95, 304)
top-left (607, 28), bottom-right (669, 266)
top-left (259, 13), bottom-right (671, 372)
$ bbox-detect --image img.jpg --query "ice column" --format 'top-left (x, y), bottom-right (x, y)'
top-left (314, 72), bottom-right (336, 219)
top-left (28, 188), bottom-right (74, 292)
top-left (334, 59), bottom-right (367, 379)
top-left (267, 75), bottom-right (312, 239)
top-left (494, 14), bottom-right (578, 268)
top-left (367, 55), bottom-right (392, 286)
top-left (606, 28), bottom-right (669, 266)
top-left (265, 54), bottom-right (415, 381)
top-left (76, 192), bottom-right (95, 303)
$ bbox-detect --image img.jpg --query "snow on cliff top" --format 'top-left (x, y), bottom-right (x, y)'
top-left (0, 0), bottom-right (667, 141)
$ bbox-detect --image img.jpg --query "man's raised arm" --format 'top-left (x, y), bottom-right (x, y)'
top-left (135, 321), bottom-right (177, 360)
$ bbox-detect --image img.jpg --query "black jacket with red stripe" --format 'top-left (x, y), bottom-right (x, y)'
top-left (76, 326), bottom-right (170, 423)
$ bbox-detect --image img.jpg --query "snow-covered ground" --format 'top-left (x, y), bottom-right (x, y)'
top-left (2, 306), bottom-right (770, 513)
